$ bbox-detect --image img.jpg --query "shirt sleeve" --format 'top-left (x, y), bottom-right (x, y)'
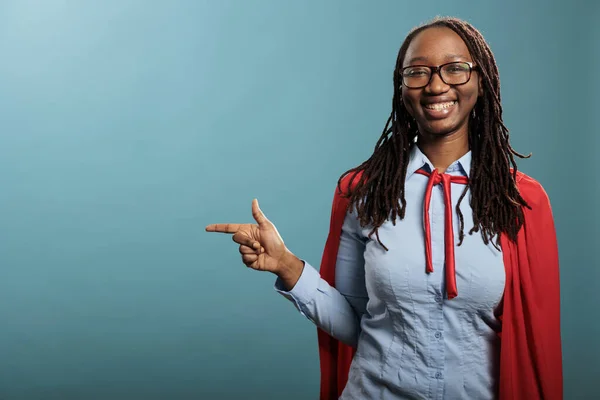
top-left (274, 210), bottom-right (368, 347)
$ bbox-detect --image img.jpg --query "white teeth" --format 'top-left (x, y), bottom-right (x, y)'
top-left (424, 101), bottom-right (457, 110)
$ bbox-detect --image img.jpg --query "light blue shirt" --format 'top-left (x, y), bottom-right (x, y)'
top-left (275, 145), bottom-right (506, 399)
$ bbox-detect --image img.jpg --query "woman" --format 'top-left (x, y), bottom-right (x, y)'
top-left (206, 17), bottom-right (562, 400)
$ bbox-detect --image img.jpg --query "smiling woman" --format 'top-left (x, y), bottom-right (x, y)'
top-left (206, 16), bottom-right (562, 400)
top-left (401, 32), bottom-right (482, 136)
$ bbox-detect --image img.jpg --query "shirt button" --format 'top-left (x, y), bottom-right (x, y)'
top-left (434, 295), bottom-right (442, 303)
top-left (435, 372), bottom-right (443, 379)
top-left (435, 331), bottom-right (442, 339)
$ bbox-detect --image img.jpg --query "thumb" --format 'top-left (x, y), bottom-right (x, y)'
top-left (251, 198), bottom-right (271, 227)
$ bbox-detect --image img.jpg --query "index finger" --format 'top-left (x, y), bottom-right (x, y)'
top-left (205, 223), bottom-right (241, 233)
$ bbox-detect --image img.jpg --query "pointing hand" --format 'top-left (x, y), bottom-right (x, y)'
top-left (205, 199), bottom-right (289, 274)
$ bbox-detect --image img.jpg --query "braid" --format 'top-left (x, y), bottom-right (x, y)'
top-left (337, 16), bottom-right (530, 249)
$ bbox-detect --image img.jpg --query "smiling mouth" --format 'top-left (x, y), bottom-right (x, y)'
top-left (423, 101), bottom-right (457, 111)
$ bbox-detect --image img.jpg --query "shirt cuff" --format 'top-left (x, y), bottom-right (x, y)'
top-left (274, 260), bottom-right (321, 307)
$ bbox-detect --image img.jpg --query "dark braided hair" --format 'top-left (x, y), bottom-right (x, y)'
top-left (337, 16), bottom-right (530, 251)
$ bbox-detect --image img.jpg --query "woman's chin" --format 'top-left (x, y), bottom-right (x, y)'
top-left (417, 119), bottom-right (468, 139)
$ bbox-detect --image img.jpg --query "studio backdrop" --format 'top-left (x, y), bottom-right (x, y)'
top-left (0, 1), bottom-right (597, 399)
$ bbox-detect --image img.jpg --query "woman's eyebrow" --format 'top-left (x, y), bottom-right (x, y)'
top-left (406, 53), bottom-right (471, 65)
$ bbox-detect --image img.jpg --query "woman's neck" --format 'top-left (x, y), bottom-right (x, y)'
top-left (417, 130), bottom-right (470, 173)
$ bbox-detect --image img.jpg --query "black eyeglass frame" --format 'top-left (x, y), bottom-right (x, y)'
top-left (400, 61), bottom-right (480, 89)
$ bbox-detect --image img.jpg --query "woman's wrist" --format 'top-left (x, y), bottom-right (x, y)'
top-left (276, 249), bottom-right (305, 290)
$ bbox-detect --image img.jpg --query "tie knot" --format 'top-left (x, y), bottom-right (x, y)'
top-left (415, 168), bottom-right (468, 186)
top-left (428, 169), bottom-right (443, 185)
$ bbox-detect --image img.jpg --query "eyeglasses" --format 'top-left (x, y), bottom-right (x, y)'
top-left (400, 61), bottom-right (479, 89)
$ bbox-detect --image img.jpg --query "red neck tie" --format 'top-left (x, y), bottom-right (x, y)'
top-left (415, 168), bottom-right (468, 299)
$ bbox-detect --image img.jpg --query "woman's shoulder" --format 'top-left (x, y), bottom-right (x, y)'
top-left (340, 168), bottom-right (365, 185)
top-left (335, 169), bottom-right (365, 197)
top-left (513, 170), bottom-right (552, 209)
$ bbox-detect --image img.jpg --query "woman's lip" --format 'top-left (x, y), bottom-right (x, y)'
top-left (421, 101), bottom-right (457, 119)
top-left (422, 100), bottom-right (458, 108)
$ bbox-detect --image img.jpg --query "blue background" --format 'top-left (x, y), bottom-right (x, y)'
top-left (0, 1), bottom-right (597, 399)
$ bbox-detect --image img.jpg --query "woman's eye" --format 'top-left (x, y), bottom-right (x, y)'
top-left (446, 65), bottom-right (469, 73)
top-left (407, 69), bottom-right (428, 76)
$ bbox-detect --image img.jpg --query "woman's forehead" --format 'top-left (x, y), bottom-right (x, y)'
top-left (404, 27), bottom-right (472, 65)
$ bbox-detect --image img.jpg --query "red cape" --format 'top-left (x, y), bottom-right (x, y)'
top-left (316, 171), bottom-right (563, 400)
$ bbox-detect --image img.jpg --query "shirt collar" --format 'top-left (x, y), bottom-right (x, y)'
top-left (405, 144), bottom-right (472, 179)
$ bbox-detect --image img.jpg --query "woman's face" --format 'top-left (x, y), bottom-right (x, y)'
top-left (401, 27), bottom-right (482, 139)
